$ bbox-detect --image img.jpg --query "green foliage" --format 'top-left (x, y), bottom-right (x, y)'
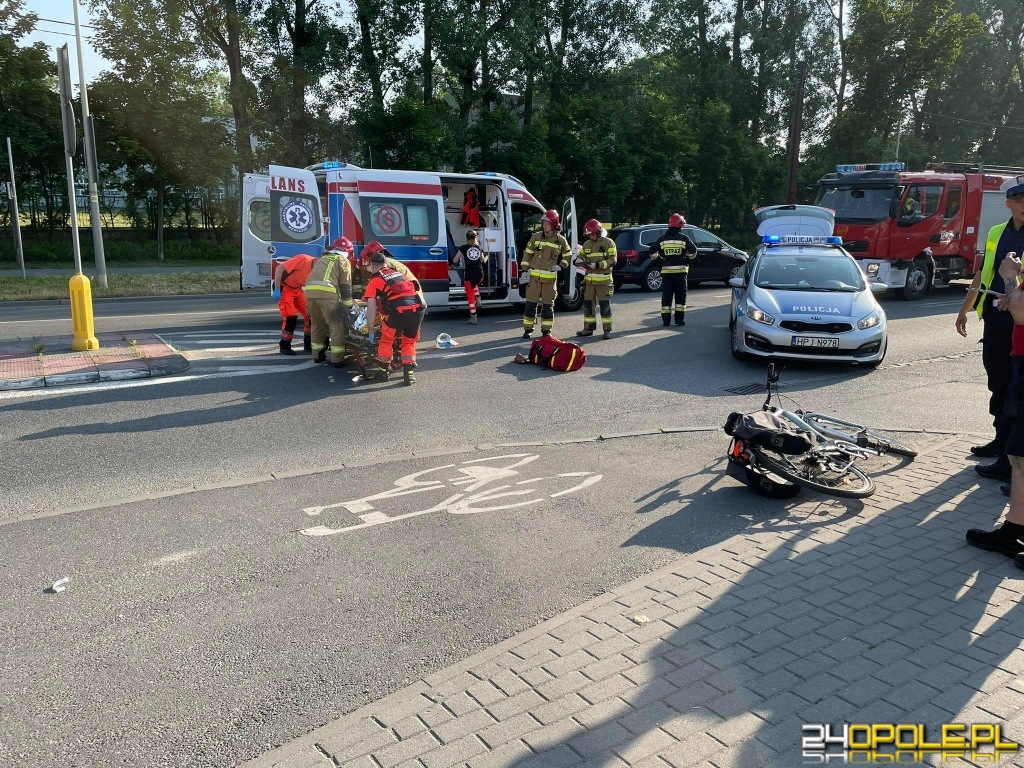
top-left (0, 0), bottom-right (1018, 255)
top-left (0, 237), bottom-right (236, 265)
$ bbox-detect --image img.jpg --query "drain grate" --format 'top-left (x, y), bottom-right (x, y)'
top-left (724, 382), bottom-right (766, 395)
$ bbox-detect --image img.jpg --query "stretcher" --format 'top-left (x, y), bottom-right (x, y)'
top-left (344, 305), bottom-right (402, 380)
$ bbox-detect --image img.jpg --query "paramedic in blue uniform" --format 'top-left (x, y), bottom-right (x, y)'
top-left (956, 177), bottom-right (1024, 483)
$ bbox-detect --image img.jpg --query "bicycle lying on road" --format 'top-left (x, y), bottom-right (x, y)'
top-left (725, 364), bottom-right (916, 499)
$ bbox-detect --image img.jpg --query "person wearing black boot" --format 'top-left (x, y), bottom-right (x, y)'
top-left (967, 248), bottom-right (1024, 571)
top-left (649, 213), bottom-right (697, 327)
top-left (956, 179), bottom-right (1024, 483)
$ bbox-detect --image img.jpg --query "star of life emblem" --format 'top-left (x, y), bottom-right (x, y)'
top-left (281, 200), bottom-right (313, 235)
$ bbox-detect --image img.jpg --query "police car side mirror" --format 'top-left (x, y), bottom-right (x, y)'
top-left (729, 276), bottom-right (745, 288)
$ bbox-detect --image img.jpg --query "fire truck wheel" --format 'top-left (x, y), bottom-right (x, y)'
top-left (901, 262), bottom-right (930, 301)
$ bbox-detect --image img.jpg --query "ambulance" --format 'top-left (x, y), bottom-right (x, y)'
top-left (241, 162), bottom-right (583, 311)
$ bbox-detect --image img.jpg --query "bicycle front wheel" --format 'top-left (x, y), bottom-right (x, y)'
top-left (751, 444), bottom-right (876, 498)
top-left (804, 413), bottom-right (917, 459)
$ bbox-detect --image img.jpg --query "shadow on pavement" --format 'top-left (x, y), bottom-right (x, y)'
top-left (518, 456), bottom-right (1024, 765)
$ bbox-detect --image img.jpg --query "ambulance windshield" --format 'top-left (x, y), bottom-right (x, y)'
top-left (815, 185), bottom-right (896, 223)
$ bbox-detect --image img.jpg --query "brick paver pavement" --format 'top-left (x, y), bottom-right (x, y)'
top-left (0, 331), bottom-right (187, 389)
top-left (246, 436), bottom-right (1024, 768)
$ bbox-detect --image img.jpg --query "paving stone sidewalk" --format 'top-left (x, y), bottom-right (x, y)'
top-left (246, 436), bottom-right (1024, 768)
top-left (0, 331), bottom-right (188, 390)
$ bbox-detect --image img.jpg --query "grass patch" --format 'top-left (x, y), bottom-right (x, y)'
top-left (18, 258), bottom-right (239, 269)
top-left (0, 273), bottom-right (240, 301)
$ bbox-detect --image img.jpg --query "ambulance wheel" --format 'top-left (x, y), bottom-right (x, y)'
top-left (555, 275), bottom-right (585, 312)
top-left (901, 262), bottom-right (929, 301)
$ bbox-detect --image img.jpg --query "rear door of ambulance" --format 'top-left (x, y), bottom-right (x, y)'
top-left (355, 172), bottom-right (448, 307)
top-left (242, 165), bottom-right (326, 289)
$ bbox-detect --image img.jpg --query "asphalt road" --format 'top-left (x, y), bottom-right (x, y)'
top-left (0, 284), bottom-right (993, 767)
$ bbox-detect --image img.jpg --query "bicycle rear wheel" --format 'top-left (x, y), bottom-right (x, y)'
top-left (751, 444), bottom-right (875, 498)
top-left (804, 413), bottom-right (917, 458)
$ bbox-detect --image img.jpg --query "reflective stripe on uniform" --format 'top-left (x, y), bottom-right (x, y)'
top-left (662, 266), bottom-right (688, 274)
top-left (304, 281), bottom-right (337, 294)
top-left (584, 274), bottom-right (611, 282)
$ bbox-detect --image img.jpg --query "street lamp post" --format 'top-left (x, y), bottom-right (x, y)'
top-left (71, 0), bottom-right (108, 289)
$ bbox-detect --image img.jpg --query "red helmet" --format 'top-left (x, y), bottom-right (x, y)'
top-left (360, 240), bottom-right (387, 266)
top-left (668, 213), bottom-right (685, 228)
top-left (584, 218), bottom-right (602, 235)
top-left (542, 209), bottom-right (560, 229)
top-left (330, 236), bottom-right (354, 256)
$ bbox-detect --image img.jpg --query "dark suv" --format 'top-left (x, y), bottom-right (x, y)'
top-left (611, 225), bottom-right (748, 292)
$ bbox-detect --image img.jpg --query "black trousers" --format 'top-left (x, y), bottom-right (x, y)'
top-left (983, 313), bottom-right (1014, 452)
top-left (661, 273), bottom-right (688, 324)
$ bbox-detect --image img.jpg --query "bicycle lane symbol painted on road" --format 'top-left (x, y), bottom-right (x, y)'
top-left (300, 453), bottom-right (603, 537)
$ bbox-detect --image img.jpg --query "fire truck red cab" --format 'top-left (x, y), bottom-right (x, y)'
top-left (816, 162), bottom-right (1024, 300)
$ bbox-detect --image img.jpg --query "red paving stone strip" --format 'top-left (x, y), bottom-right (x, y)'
top-left (0, 332), bottom-right (188, 390)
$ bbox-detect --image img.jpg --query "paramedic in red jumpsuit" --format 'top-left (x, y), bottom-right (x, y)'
top-left (272, 253), bottom-right (314, 355)
top-left (363, 247), bottom-right (425, 385)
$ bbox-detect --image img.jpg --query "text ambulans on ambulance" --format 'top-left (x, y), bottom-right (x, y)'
top-left (242, 163), bottom-right (582, 310)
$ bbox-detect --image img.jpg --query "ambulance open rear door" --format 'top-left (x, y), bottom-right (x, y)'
top-left (241, 164), bottom-right (326, 289)
top-left (557, 197), bottom-right (583, 311)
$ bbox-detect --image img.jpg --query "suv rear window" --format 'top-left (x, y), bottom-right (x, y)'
top-left (639, 228), bottom-right (666, 247)
top-left (612, 230), bottom-right (635, 250)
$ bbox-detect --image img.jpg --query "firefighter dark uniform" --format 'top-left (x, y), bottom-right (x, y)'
top-left (274, 253), bottom-right (315, 354)
top-left (650, 218), bottom-right (697, 326)
top-left (521, 210), bottom-right (571, 338)
top-left (303, 246), bottom-right (354, 366)
top-left (972, 213), bottom-right (1024, 477)
top-left (576, 220), bottom-right (616, 339)
top-left (363, 248), bottom-right (425, 385)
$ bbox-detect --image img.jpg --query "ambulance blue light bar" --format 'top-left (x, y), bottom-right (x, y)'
top-left (835, 162), bottom-right (905, 172)
top-left (322, 161), bottom-right (342, 169)
top-left (764, 235), bottom-right (843, 246)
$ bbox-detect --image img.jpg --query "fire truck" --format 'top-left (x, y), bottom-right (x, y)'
top-left (241, 162), bottom-right (583, 311)
top-left (815, 162), bottom-right (1024, 300)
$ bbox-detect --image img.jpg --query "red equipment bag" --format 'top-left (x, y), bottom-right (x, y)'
top-left (525, 336), bottom-right (587, 372)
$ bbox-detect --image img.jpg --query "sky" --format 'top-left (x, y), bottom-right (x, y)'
top-left (23, 0), bottom-right (111, 83)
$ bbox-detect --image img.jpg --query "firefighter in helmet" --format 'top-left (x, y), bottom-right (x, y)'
top-left (649, 213), bottom-right (697, 326)
top-left (362, 242), bottom-right (425, 385)
top-left (520, 209), bottom-right (571, 338)
top-left (575, 219), bottom-right (617, 339)
top-left (304, 236), bottom-right (354, 367)
top-left (271, 252), bottom-right (315, 354)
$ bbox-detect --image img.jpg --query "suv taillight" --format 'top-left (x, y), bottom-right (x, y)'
top-left (619, 249), bottom-right (639, 264)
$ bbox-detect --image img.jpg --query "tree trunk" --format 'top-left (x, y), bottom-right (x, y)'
top-left (523, 66), bottom-right (534, 127)
top-left (355, 0), bottom-right (385, 113)
top-left (422, 0), bottom-right (432, 103)
top-left (696, 0), bottom-right (708, 78)
top-left (751, 0), bottom-right (772, 141)
top-left (156, 182), bottom-right (165, 262)
top-left (732, 0), bottom-right (743, 75)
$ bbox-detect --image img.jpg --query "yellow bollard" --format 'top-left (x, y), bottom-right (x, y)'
top-left (69, 273), bottom-right (99, 351)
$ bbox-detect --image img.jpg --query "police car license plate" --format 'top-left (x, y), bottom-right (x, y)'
top-left (792, 336), bottom-right (839, 348)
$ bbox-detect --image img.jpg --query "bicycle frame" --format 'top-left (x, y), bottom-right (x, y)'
top-left (760, 364), bottom-right (878, 458)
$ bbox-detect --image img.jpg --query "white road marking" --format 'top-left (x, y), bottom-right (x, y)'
top-left (0, 360), bottom-right (318, 400)
top-left (300, 454), bottom-right (601, 537)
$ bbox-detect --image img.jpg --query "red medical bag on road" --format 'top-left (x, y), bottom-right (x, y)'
top-left (524, 336), bottom-right (587, 372)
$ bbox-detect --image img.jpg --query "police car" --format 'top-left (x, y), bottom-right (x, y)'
top-left (728, 205), bottom-right (888, 365)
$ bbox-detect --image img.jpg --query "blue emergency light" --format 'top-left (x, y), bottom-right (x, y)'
top-left (764, 235), bottom-right (843, 246)
top-left (835, 162), bottom-right (905, 173)
top-left (322, 161), bottom-right (342, 169)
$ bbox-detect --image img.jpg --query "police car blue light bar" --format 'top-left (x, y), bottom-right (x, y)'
top-left (764, 235), bottom-right (843, 246)
top-left (835, 162), bottom-right (905, 172)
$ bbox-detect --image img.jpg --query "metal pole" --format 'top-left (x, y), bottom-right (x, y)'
top-left (72, 0), bottom-right (107, 288)
top-left (6, 137), bottom-right (25, 278)
top-left (65, 154), bottom-right (83, 275)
